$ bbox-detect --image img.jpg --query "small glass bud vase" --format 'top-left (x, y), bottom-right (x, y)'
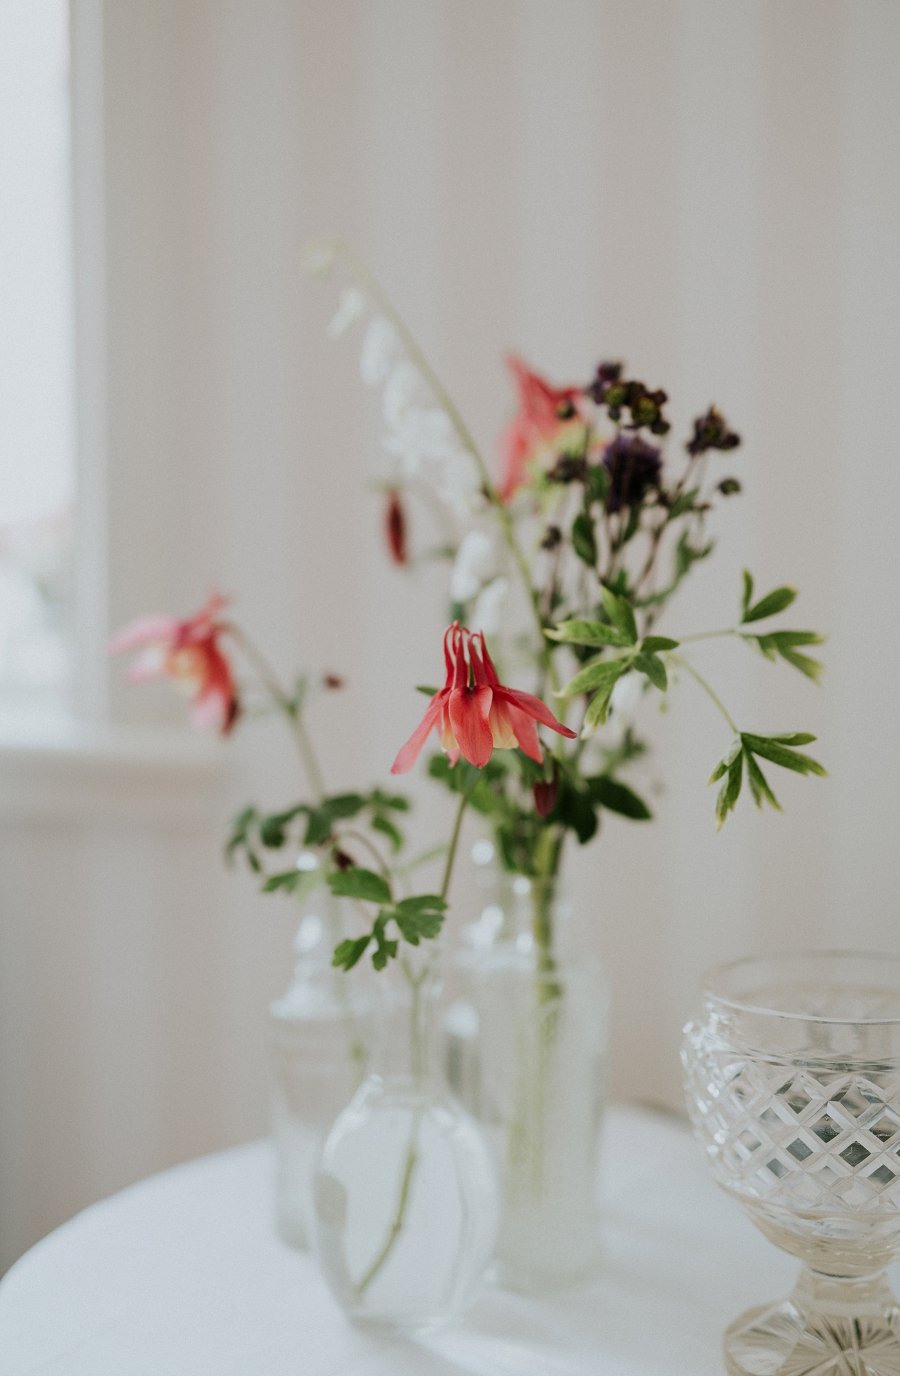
top-left (311, 953), bottom-right (499, 1333)
top-left (269, 902), bottom-right (373, 1249)
top-left (446, 857), bottom-right (609, 1293)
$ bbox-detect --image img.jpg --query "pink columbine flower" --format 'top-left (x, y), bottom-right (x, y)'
top-left (392, 622), bottom-right (576, 773)
top-left (498, 355), bottom-right (583, 501)
top-left (109, 593), bottom-right (240, 735)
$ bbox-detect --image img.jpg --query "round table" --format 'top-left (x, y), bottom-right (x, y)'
top-left (0, 1106), bottom-right (797, 1375)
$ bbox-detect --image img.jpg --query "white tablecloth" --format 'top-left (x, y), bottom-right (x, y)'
top-left (0, 1106), bottom-right (798, 1375)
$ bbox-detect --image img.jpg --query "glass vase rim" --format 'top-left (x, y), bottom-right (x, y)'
top-left (699, 949), bottom-right (900, 1025)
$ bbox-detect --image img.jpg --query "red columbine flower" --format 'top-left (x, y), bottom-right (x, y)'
top-left (109, 593), bottom-right (240, 735)
top-left (391, 622), bottom-right (576, 773)
top-left (498, 355), bottom-right (583, 501)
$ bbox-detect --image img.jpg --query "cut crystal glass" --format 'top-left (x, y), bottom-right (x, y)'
top-left (683, 951), bottom-right (900, 1376)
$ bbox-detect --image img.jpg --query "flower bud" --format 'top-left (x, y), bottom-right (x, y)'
top-left (385, 490), bottom-right (409, 566)
top-left (533, 766), bottom-right (560, 818)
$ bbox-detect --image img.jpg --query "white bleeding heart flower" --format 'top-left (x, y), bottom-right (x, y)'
top-left (382, 361), bottom-right (432, 429)
top-left (470, 577), bottom-right (510, 636)
top-left (451, 529), bottom-right (500, 603)
top-left (434, 448), bottom-right (483, 520)
top-left (327, 287), bottom-right (367, 339)
top-left (303, 241), bottom-right (336, 276)
top-left (360, 316), bottom-right (402, 388)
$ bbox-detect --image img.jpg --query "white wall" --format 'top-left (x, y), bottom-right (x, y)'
top-left (1, 0), bottom-right (899, 1273)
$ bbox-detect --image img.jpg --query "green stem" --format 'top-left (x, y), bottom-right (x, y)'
top-left (354, 1111), bottom-right (420, 1297)
top-left (354, 955), bottom-right (432, 1298)
top-left (337, 827), bottom-right (392, 880)
top-left (632, 451), bottom-right (702, 596)
top-left (676, 627), bottom-right (739, 645)
top-left (323, 890), bottom-right (368, 1087)
top-left (352, 795), bottom-right (466, 1300)
top-left (440, 791), bottom-right (469, 902)
top-left (228, 624), bottom-right (327, 802)
top-left (334, 241), bottom-right (559, 693)
top-left (403, 961), bottom-right (429, 1083)
top-left (531, 827), bottom-right (564, 976)
top-left (671, 653), bottom-right (739, 734)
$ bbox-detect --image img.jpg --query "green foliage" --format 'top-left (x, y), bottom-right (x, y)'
top-left (224, 787), bottom-right (411, 891)
top-left (587, 775), bottom-right (653, 820)
top-left (741, 581), bottom-right (797, 624)
top-left (545, 619), bottom-right (634, 650)
top-left (744, 629), bottom-right (824, 682)
top-left (571, 512), bottom-right (597, 566)
top-left (225, 806), bottom-right (263, 873)
top-left (581, 683), bottom-right (618, 732)
top-left (329, 866), bottom-right (392, 905)
top-left (675, 530), bottom-right (714, 580)
top-left (562, 655), bottom-right (631, 699)
top-left (261, 867), bottom-right (324, 900)
top-left (633, 650), bottom-right (667, 691)
top-left (600, 586), bottom-right (638, 644)
top-left (666, 486), bottom-right (700, 521)
top-left (553, 777), bottom-right (599, 844)
top-left (554, 604), bottom-right (678, 734)
top-left (427, 754), bottom-right (507, 817)
top-left (738, 572), bottom-right (824, 680)
top-left (330, 881), bottom-right (448, 972)
top-left (709, 732), bottom-right (827, 829)
top-left (586, 464), bottom-right (609, 506)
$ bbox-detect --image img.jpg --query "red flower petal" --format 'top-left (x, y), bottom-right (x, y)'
top-left (501, 687), bottom-right (577, 739)
top-left (503, 700), bottom-right (543, 763)
top-left (498, 356), bottom-right (583, 500)
top-left (448, 686), bottom-right (494, 768)
top-left (191, 684), bottom-right (229, 732)
top-left (108, 614), bottom-right (180, 655)
top-left (391, 696), bottom-right (443, 774)
top-left (499, 417), bottom-right (531, 503)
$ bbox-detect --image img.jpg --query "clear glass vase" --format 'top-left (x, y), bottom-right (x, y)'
top-left (311, 954), bottom-right (499, 1332)
top-left (445, 862), bottom-right (609, 1293)
top-left (269, 903), bottom-right (373, 1249)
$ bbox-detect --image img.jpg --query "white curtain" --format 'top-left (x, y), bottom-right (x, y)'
top-left (1, 0), bottom-right (898, 1273)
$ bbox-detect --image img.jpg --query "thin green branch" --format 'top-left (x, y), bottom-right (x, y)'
top-left (354, 1112), bottom-right (420, 1297)
top-left (440, 791), bottom-right (468, 902)
top-left (671, 653), bottom-right (739, 734)
top-left (336, 827), bottom-right (392, 880)
top-left (228, 624), bottom-right (327, 801)
top-left (676, 627), bottom-right (740, 646)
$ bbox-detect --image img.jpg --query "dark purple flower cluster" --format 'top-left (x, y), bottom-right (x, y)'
top-left (601, 433), bottom-right (663, 512)
top-left (686, 406), bottom-right (740, 456)
top-left (586, 363), bottom-right (670, 436)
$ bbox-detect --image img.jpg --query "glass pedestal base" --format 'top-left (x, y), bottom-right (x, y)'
top-left (725, 1269), bottom-right (900, 1376)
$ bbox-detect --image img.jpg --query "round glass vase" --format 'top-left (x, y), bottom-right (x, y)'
top-left (445, 869), bottom-right (609, 1293)
top-left (311, 953), bottom-right (499, 1333)
top-left (269, 904), bottom-right (373, 1249)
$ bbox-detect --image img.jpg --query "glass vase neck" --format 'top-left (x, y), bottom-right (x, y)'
top-left (373, 955), bottom-right (443, 1089)
top-left (470, 868), bottom-right (571, 963)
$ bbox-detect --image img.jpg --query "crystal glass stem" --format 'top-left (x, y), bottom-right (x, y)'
top-left (725, 1268), bottom-right (900, 1376)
